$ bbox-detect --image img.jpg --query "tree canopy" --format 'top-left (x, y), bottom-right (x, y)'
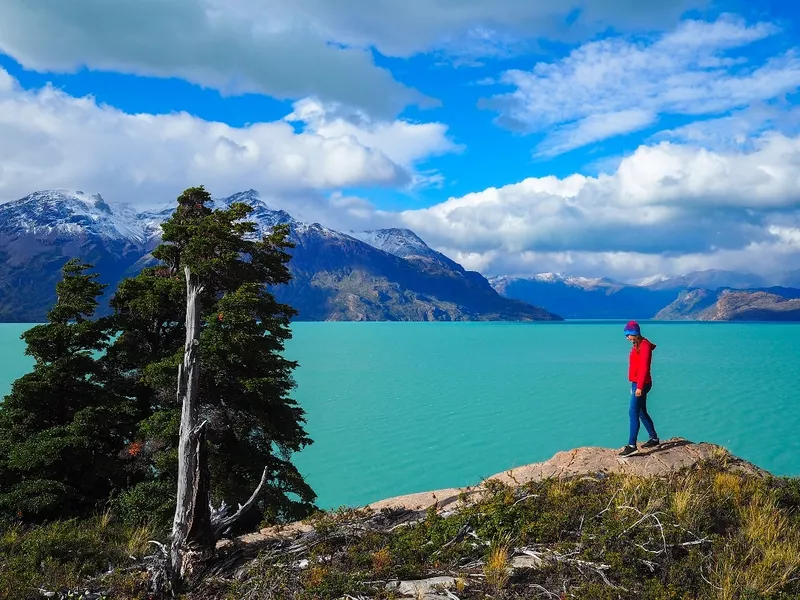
top-left (0, 186), bottom-right (316, 529)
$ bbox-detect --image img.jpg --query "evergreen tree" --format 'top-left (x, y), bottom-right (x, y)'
top-left (109, 186), bottom-right (316, 528)
top-left (0, 260), bottom-right (138, 522)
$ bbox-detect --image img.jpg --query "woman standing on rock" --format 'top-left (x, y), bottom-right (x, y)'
top-left (619, 321), bottom-right (660, 457)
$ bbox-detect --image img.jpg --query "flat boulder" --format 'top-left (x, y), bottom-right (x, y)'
top-left (361, 438), bottom-right (765, 514)
top-left (489, 437), bottom-right (765, 485)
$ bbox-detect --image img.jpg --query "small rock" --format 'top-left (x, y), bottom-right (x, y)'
top-left (511, 554), bottom-right (544, 570)
top-left (386, 576), bottom-right (460, 596)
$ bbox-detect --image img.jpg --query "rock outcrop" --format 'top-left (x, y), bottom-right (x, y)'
top-left (364, 437), bottom-right (765, 514)
top-left (230, 438), bottom-right (765, 550)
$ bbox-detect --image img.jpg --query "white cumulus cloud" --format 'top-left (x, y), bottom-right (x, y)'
top-left (284, 98), bottom-right (462, 187)
top-left (0, 68), bottom-right (457, 211)
top-left (397, 134), bottom-right (800, 279)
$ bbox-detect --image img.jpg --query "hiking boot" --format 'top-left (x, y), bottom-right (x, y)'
top-left (642, 438), bottom-right (660, 449)
top-left (618, 445), bottom-right (638, 457)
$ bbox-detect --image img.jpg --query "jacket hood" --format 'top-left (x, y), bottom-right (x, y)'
top-left (639, 337), bottom-right (656, 351)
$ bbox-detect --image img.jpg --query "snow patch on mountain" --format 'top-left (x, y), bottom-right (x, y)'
top-left (493, 273), bottom-right (621, 290)
top-left (349, 228), bottom-right (432, 257)
top-left (635, 274), bottom-right (671, 287)
top-left (349, 227), bottom-right (463, 271)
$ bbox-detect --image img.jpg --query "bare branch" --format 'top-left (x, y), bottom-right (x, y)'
top-left (212, 466), bottom-right (270, 538)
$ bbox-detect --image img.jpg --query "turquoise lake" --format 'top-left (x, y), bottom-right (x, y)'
top-left (1, 321), bottom-right (798, 510)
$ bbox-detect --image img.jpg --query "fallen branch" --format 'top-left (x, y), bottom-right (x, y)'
top-left (618, 505), bottom-right (668, 555)
top-left (673, 538), bottom-right (711, 547)
top-left (518, 547), bottom-right (611, 571)
top-left (700, 562), bottom-right (723, 591)
top-left (530, 583), bottom-right (561, 599)
top-left (513, 493), bottom-right (540, 506)
top-left (640, 559), bottom-right (658, 572)
top-left (592, 490), bottom-right (619, 520)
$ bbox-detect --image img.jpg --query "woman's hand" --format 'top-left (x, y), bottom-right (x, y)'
top-left (635, 388), bottom-right (643, 397)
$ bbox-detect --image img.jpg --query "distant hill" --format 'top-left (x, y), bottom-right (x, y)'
top-left (489, 273), bottom-right (679, 319)
top-left (0, 189), bottom-right (561, 323)
top-left (654, 287), bottom-right (800, 321)
top-left (491, 270), bottom-right (800, 321)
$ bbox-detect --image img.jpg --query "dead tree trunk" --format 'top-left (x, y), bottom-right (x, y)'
top-left (170, 266), bottom-right (213, 586)
top-left (167, 266), bottom-right (273, 589)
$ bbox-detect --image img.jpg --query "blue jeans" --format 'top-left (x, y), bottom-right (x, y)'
top-left (629, 382), bottom-right (657, 446)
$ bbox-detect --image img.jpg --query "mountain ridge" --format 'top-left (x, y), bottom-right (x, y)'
top-left (490, 271), bottom-right (800, 321)
top-left (0, 189), bottom-right (561, 322)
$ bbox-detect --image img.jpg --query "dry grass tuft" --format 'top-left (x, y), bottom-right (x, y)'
top-left (618, 475), bottom-right (650, 507)
top-left (709, 445), bottom-right (731, 467)
top-left (670, 475), bottom-right (709, 529)
top-left (455, 576), bottom-right (467, 593)
top-left (546, 479), bottom-right (573, 503)
top-left (306, 565), bottom-right (327, 588)
top-left (710, 493), bottom-right (800, 598)
top-left (126, 525), bottom-right (153, 557)
top-left (98, 507), bottom-right (113, 530)
top-left (712, 472), bottom-right (742, 501)
top-left (483, 532), bottom-right (512, 593)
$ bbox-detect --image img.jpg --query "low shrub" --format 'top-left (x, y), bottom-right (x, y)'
top-left (0, 512), bottom-right (154, 600)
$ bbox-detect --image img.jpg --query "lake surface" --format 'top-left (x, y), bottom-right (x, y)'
top-left (2, 321), bottom-right (798, 509)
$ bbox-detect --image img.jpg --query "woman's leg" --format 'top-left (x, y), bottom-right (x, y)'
top-left (628, 383), bottom-right (640, 447)
top-left (638, 384), bottom-right (658, 441)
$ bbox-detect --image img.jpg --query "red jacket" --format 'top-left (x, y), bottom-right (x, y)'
top-left (629, 337), bottom-right (656, 390)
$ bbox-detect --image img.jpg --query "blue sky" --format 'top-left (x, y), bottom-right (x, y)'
top-left (1, 0), bottom-right (800, 280)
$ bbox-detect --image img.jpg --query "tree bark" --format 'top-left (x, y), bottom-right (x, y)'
top-left (169, 266), bottom-right (213, 586)
top-left (167, 266), bottom-right (273, 589)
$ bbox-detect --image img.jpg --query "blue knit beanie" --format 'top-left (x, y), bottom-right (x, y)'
top-left (623, 320), bottom-right (641, 336)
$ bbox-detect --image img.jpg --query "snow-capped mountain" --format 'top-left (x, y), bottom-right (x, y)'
top-left (0, 189), bottom-right (561, 323)
top-left (0, 190), bottom-right (159, 245)
top-left (213, 189), bottom-right (297, 233)
top-left (490, 268), bottom-right (800, 320)
top-left (138, 189), bottom-right (346, 246)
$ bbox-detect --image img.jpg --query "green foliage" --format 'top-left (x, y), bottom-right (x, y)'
top-left (0, 513), bottom-right (152, 600)
top-left (105, 185), bottom-right (315, 529)
top-left (0, 260), bottom-right (139, 522)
